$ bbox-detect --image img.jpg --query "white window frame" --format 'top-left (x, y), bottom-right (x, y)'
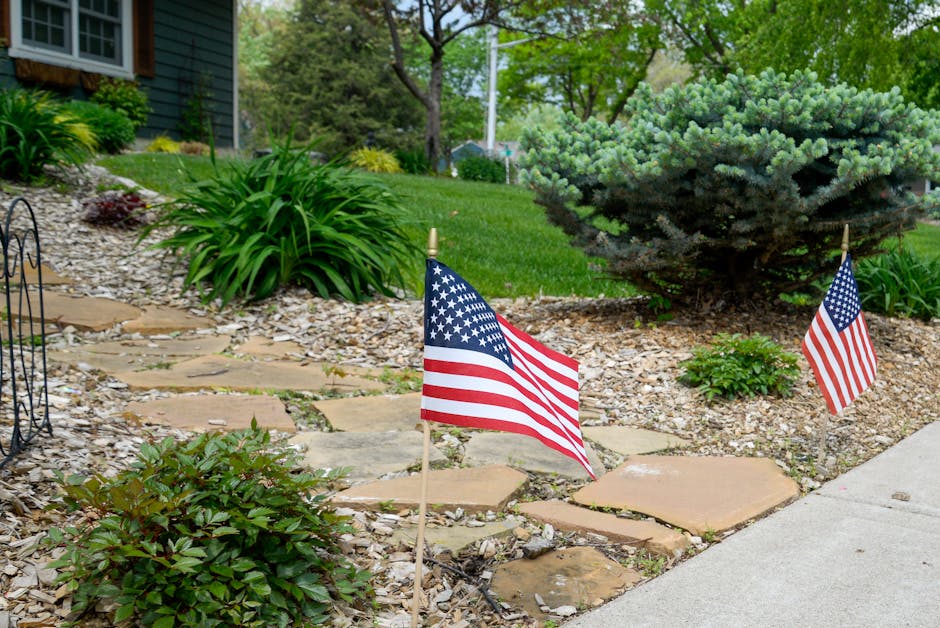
top-left (8, 0), bottom-right (134, 79)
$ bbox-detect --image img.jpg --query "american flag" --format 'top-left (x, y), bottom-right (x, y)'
top-left (421, 259), bottom-right (595, 479)
top-left (801, 254), bottom-right (877, 414)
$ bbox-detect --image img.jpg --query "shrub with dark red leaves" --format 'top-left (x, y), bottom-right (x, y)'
top-left (82, 191), bottom-right (148, 228)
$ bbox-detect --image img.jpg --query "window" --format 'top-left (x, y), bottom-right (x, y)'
top-left (11, 0), bottom-right (133, 77)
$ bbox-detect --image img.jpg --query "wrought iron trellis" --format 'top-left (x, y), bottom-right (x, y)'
top-left (0, 197), bottom-right (51, 468)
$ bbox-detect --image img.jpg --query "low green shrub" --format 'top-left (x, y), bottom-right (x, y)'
top-left (146, 135), bottom-right (181, 153)
top-left (456, 155), bottom-right (505, 183)
top-left (679, 333), bottom-right (800, 400)
top-left (63, 100), bottom-right (135, 154)
top-left (48, 423), bottom-right (372, 627)
top-left (0, 88), bottom-right (95, 182)
top-left (394, 148), bottom-right (430, 175)
top-left (144, 143), bottom-right (418, 305)
top-left (855, 248), bottom-right (940, 320)
top-left (90, 77), bottom-right (150, 130)
top-left (82, 191), bottom-right (148, 228)
top-left (349, 147), bottom-right (402, 173)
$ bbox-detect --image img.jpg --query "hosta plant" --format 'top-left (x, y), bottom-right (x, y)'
top-left (48, 423), bottom-right (372, 627)
top-left (144, 143), bottom-right (418, 305)
top-left (0, 88), bottom-right (95, 182)
top-left (679, 333), bottom-right (800, 400)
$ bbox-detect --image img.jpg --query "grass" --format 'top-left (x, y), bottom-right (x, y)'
top-left (884, 221), bottom-right (940, 259)
top-left (97, 153), bottom-right (637, 299)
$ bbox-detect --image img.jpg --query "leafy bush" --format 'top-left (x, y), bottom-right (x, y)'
top-left (146, 135), bottom-right (181, 153)
top-left (144, 144), bottom-right (418, 305)
top-left (82, 191), bottom-right (148, 228)
top-left (0, 88), bottom-right (95, 182)
top-left (62, 100), bottom-right (135, 154)
top-left (90, 77), bottom-right (150, 130)
top-left (349, 147), bottom-right (402, 173)
top-left (679, 333), bottom-right (800, 399)
top-left (457, 155), bottom-right (506, 183)
top-left (855, 248), bottom-right (940, 320)
top-left (522, 69), bottom-right (940, 304)
top-left (49, 424), bottom-right (371, 627)
top-left (394, 148), bottom-right (431, 175)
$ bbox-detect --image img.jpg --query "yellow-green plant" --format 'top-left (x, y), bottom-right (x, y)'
top-left (146, 135), bottom-right (181, 153)
top-left (349, 147), bottom-right (402, 173)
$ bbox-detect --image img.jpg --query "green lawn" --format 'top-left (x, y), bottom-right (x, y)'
top-left (95, 153), bottom-right (940, 298)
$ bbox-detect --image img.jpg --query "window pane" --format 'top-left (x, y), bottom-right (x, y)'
top-left (21, 1), bottom-right (70, 53)
top-left (79, 14), bottom-right (120, 64)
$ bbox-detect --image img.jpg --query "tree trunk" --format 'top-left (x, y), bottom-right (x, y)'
top-left (426, 47), bottom-right (445, 170)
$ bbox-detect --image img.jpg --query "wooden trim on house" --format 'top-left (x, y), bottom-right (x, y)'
top-left (0, 0), bottom-right (10, 47)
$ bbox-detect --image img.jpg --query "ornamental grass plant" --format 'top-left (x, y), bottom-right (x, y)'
top-left (855, 248), bottom-right (940, 320)
top-left (0, 88), bottom-right (95, 182)
top-left (145, 143), bottom-right (418, 305)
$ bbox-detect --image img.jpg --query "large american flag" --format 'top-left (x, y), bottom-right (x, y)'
top-left (801, 254), bottom-right (877, 414)
top-left (421, 259), bottom-right (595, 479)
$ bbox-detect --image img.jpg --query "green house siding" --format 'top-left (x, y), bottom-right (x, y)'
top-left (0, 0), bottom-right (236, 147)
top-left (140, 0), bottom-right (234, 146)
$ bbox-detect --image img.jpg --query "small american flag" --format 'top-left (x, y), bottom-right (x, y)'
top-left (801, 254), bottom-right (877, 414)
top-left (421, 259), bottom-right (594, 479)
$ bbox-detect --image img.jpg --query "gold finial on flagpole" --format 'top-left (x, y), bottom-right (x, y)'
top-left (841, 224), bottom-right (849, 263)
top-left (428, 227), bottom-right (438, 259)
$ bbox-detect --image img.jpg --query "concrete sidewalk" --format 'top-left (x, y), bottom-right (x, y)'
top-left (566, 420), bottom-right (940, 628)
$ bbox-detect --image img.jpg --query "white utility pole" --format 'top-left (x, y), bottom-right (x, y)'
top-left (484, 26), bottom-right (532, 157)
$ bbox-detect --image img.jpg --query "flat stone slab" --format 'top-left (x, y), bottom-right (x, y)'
top-left (313, 393), bottom-right (421, 432)
top-left (490, 546), bottom-right (642, 620)
top-left (572, 455), bottom-right (800, 536)
top-left (21, 264), bottom-right (72, 285)
top-left (112, 355), bottom-right (385, 393)
top-left (47, 348), bottom-right (180, 372)
top-left (332, 465), bottom-right (528, 513)
top-left (124, 394), bottom-right (295, 433)
top-left (583, 426), bottom-right (690, 455)
top-left (463, 432), bottom-right (604, 480)
top-left (236, 336), bottom-right (305, 358)
top-left (518, 500), bottom-right (689, 557)
top-left (11, 292), bottom-right (141, 331)
top-left (82, 335), bottom-right (232, 356)
top-left (121, 305), bottom-right (213, 334)
top-left (391, 519), bottom-right (519, 554)
top-left (291, 431), bottom-right (445, 483)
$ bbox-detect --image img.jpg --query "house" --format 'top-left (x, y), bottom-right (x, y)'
top-left (0, 0), bottom-right (237, 148)
top-left (439, 140), bottom-right (523, 172)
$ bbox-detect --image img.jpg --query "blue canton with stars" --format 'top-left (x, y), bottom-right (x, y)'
top-left (425, 259), bottom-right (514, 369)
top-left (823, 255), bottom-right (862, 333)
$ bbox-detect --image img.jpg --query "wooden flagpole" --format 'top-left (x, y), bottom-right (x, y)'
top-left (819, 224), bottom-right (851, 464)
top-left (411, 228), bottom-right (437, 628)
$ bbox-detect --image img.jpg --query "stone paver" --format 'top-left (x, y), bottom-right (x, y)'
top-left (490, 546), bottom-right (642, 620)
top-left (331, 465), bottom-right (528, 513)
top-left (462, 432), bottom-right (605, 480)
top-left (11, 292), bottom-right (141, 331)
top-left (313, 393), bottom-right (421, 432)
top-left (124, 394), bottom-right (295, 433)
top-left (518, 500), bottom-right (689, 557)
top-left (121, 305), bottom-right (213, 334)
top-left (391, 519), bottom-right (519, 554)
top-left (236, 336), bottom-right (305, 359)
top-left (583, 426), bottom-right (690, 456)
top-left (291, 431), bottom-right (445, 483)
top-left (113, 355), bottom-right (385, 392)
top-left (21, 264), bottom-right (72, 285)
top-left (572, 455), bottom-right (800, 535)
top-left (82, 335), bottom-right (232, 356)
top-left (47, 349), bottom-right (179, 372)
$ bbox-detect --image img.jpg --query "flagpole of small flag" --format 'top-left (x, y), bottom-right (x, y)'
top-left (411, 228), bottom-right (437, 628)
top-left (817, 224), bottom-right (851, 464)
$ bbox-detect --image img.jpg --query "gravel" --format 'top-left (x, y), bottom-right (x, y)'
top-left (0, 165), bottom-right (938, 626)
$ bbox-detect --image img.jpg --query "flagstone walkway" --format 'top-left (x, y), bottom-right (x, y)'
top-left (26, 262), bottom-right (803, 624)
